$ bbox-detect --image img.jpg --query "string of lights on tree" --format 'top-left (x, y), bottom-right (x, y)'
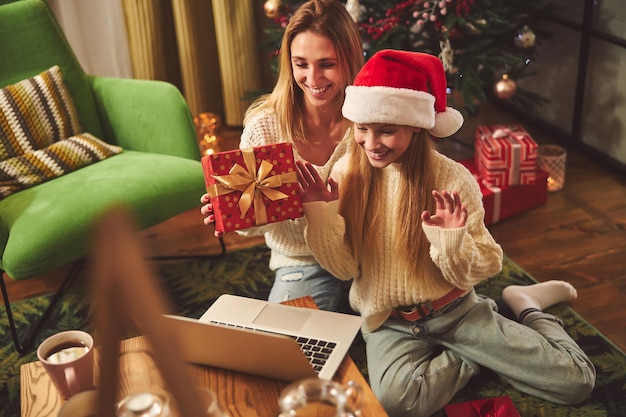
top-left (262, 0), bottom-right (558, 114)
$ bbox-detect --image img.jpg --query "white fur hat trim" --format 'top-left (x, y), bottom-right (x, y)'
top-left (342, 85), bottom-right (436, 129)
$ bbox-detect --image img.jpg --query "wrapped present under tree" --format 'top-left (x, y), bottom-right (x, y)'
top-left (461, 159), bottom-right (547, 226)
top-left (202, 143), bottom-right (302, 233)
top-left (475, 124), bottom-right (538, 187)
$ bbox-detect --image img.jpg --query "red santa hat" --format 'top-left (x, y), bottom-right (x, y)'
top-left (342, 49), bottom-right (463, 138)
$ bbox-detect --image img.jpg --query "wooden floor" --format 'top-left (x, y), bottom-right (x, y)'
top-left (3, 102), bottom-right (626, 354)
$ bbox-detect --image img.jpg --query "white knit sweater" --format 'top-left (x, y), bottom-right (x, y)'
top-left (237, 108), bottom-right (349, 271)
top-left (303, 151), bottom-right (504, 332)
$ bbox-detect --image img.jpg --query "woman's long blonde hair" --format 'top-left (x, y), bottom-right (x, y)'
top-left (339, 130), bottom-right (438, 274)
top-left (244, 0), bottom-right (364, 144)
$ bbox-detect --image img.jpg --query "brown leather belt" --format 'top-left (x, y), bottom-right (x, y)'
top-left (390, 287), bottom-right (468, 322)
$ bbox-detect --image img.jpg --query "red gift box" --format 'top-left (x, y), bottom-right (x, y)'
top-left (444, 395), bottom-right (521, 417)
top-left (475, 124), bottom-right (538, 187)
top-left (202, 143), bottom-right (303, 233)
top-left (461, 159), bottom-right (547, 226)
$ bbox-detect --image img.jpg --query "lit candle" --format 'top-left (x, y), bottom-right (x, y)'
top-left (537, 145), bottom-right (566, 192)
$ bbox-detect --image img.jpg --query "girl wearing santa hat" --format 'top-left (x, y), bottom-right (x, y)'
top-left (297, 49), bottom-right (595, 417)
top-left (200, 0), bottom-right (363, 311)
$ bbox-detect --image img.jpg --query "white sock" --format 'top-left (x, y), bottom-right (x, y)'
top-left (502, 280), bottom-right (578, 319)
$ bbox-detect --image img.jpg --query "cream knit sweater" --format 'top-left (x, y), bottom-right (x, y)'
top-left (237, 108), bottom-right (349, 271)
top-left (303, 151), bottom-right (503, 332)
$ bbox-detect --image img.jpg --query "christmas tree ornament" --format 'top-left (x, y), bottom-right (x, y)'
top-left (438, 39), bottom-right (458, 73)
top-left (264, 0), bottom-right (282, 19)
top-left (514, 25), bottom-right (536, 48)
top-left (494, 74), bottom-right (517, 100)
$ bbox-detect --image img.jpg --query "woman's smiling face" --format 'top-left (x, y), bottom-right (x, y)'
top-left (354, 123), bottom-right (420, 168)
top-left (290, 31), bottom-right (342, 109)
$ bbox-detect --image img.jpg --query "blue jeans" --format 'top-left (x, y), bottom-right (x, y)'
top-left (267, 264), bottom-right (349, 311)
top-left (363, 289), bottom-right (596, 417)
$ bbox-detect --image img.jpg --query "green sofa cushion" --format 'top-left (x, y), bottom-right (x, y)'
top-left (0, 150), bottom-right (205, 280)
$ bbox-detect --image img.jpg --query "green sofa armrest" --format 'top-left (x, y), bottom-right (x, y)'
top-left (87, 76), bottom-right (201, 160)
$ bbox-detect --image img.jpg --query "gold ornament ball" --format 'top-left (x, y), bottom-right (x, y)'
top-left (264, 0), bottom-right (282, 18)
top-left (494, 74), bottom-right (517, 100)
top-left (514, 25), bottom-right (536, 48)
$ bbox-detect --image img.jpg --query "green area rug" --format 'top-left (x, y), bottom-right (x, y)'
top-left (2, 245), bottom-right (625, 417)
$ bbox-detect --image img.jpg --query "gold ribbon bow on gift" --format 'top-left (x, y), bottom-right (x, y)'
top-left (207, 148), bottom-right (297, 226)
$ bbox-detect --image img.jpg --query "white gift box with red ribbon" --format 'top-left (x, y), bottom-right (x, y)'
top-left (475, 124), bottom-right (538, 187)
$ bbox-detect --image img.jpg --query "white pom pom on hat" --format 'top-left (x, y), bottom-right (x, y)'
top-left (342, 49), bottom-right (463, 138)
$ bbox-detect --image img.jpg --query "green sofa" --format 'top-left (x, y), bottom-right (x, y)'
top-left (0, 0), bottom-right (207, 352)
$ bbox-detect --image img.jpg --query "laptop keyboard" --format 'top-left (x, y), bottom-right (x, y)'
top-left (209, 320), bottom-right (337, 374)
top-left (294, 336), bottom-right (337, 374)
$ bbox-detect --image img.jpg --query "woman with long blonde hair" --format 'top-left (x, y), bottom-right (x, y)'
top-left (201, 0), bottom-right (364, 310)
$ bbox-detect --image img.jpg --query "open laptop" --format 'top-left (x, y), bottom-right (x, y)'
top-left (162, 294), bottom-right (363, 381)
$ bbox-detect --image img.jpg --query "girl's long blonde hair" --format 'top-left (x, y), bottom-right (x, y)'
top-left (244, 0), bottom-right (364, 144)
top-left (339, 130), bottom-right (438, 274)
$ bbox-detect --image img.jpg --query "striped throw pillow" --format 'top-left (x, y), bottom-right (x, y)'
top-left (0, 133), bottom-right (122, 198)
top-left (0, 65), bottom-right (82, 161)
top-left (0, 66), bottom-right (122, 199)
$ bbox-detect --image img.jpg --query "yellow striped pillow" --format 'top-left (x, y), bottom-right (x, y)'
top-left (0, 66), bottom-right (122, 198)
top-left (0, 133), bottom-right (122, 198)
top-left (0, 65), bottom-right (82, 161)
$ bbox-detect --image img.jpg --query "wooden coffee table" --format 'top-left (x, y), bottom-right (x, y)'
top-left (20, 297), bottom-right (388, 416)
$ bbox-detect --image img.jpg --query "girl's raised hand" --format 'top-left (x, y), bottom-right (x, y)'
top-left (421, 190), bottom-right (468, 229)
top-left (200, 193), bottom-right (223, 237)
top-left (296, 160), bottom-right (339, 203)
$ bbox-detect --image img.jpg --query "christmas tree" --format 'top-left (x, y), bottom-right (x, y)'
top-left (262, 0), bottom-right (558, 114)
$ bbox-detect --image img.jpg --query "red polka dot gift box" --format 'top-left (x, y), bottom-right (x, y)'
top-left (202, 143), bottom-right (303, 233)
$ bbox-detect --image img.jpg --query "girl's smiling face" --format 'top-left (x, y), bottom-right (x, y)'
top-left (354, 123), bottom-right (420, 168)
top-left (290, 31), bottom-right (342, 109)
